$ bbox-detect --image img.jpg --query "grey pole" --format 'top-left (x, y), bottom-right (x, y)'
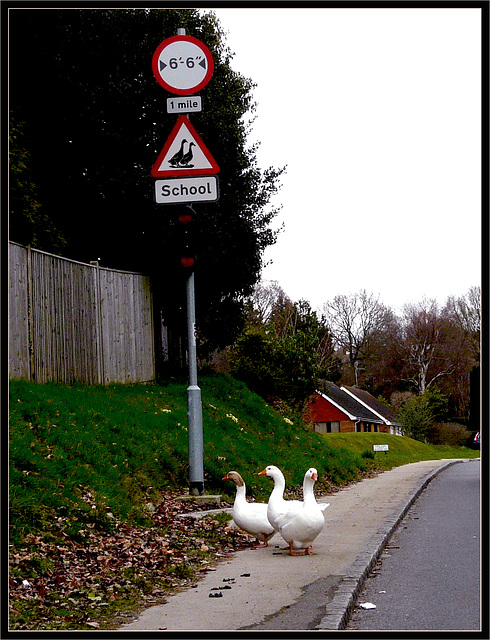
top-left (186, 270), bottom-right (204, 495)
top-left (176, 27), bottom-right (204, 495)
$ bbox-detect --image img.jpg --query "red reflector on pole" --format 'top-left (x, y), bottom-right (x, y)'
top-left (181, 256), bottom-right (195, 268)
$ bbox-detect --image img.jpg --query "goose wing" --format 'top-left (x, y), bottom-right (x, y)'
top-left (268, 498), bottom-right (302, 530)
top-left (233, 501), bottom-right (275, 539)
top-left (278, 503), bottom-right (325, 546)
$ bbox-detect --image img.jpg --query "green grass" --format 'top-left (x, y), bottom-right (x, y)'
top-left (319, 431), bottom-right (478, 470)
top-left (9, 373), bottom-right (478, 546)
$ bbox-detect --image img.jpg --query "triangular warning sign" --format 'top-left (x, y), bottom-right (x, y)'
top-left (151, 115), bottom-right (220, 177)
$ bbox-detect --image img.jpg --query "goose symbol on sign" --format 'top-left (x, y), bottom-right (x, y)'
top-left (151, 115), bottom-right (219, 178)
top-left (168, 140), bottom-right (196, 168)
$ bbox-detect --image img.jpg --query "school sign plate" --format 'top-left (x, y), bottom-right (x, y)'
top-left (154, 176), bottom-right (219, 204)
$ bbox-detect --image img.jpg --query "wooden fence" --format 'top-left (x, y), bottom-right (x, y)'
top-left (9, 242), bottom-right (155, 385)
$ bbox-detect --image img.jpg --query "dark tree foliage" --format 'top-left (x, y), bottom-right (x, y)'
top-left (227, 292), bottom-right (341, 411)
top-left (9, 117), bottom-right (67, 254)
top-left (8, 8), bottom-right (283, 365)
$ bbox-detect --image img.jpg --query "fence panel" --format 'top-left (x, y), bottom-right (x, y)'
top-left (29, 250), bottom-right (100, 384)
top-left (98, 268), bottom-right (155, 384)
top-left (9, 243), bottom-right (155, 385)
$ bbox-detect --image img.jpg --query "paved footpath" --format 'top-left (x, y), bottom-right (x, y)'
top-left (120, 458), bottom-right (473, 632)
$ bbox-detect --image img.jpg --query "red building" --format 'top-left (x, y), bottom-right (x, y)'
top-left (306, 382), bottom-right (401, 435)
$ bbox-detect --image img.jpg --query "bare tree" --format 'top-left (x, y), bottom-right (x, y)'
top-left (246, 280), bottom-right (287, 329)
top-left (323, 290), bottom-right (393, 384)
top-left (444, 285), bottom-right (481, 360)
top-left (401, 298), bottom-right (456, 395)
top-left (268, 291), bottom-right (299, 339)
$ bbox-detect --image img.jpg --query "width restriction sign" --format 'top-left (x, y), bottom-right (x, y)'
top-left (152, 35), bottom-right (214, 95)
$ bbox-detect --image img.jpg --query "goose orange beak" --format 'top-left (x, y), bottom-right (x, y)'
top-left (312, 472), bottom-right (318, 481)
top-left (222, 474), bottom-right (229, 481)
top-left (258, 469), bottom-right (267, 476)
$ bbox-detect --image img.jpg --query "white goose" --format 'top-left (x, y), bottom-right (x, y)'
top-left (276, 467), bottom-right (329, 556)
top-left (223, 471), bottom-right (276, 547)
top-left (258, 465), bottom-right (303, 533)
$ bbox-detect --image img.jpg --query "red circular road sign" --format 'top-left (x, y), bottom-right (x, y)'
top-left (152, 35), bottom-right (214, 95)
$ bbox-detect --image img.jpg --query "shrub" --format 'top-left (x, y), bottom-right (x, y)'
top-left (430, 422), bottom-right (470, 446)
top-left (228, 331), bottom-right (320, 411)
top-left (398, 395), bottom-right (433, 443)
top-left (361, 450), bottom-right (375, 460)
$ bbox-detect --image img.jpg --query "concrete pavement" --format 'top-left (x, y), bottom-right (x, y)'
top-left (120, 458), bottom-right (472, 631)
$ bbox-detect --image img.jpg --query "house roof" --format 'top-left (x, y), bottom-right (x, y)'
top-left (317, 382), bottom-right (384, 423)
top-left (342, 386), bottom-right (401, 426)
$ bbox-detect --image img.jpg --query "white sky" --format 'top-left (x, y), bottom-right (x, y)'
top-left (208, 7), bottom-right (482, 313)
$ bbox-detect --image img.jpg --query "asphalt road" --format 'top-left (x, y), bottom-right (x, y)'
top-left (346, 459), bottom-right (481, 632)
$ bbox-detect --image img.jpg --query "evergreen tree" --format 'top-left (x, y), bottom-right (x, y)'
top-left (8, 8), bottom-right (283, 364)
top-left (225, 284), bottom-right (340, 410)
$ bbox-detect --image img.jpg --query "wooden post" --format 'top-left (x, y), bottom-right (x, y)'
top-left (91, 260), bottom-right (103, 385)
top-left (26, 245), bottom-right (34, 381)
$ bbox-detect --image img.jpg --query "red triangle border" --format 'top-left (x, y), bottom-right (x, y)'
top-left (151, 115), bottom-right (220, 177)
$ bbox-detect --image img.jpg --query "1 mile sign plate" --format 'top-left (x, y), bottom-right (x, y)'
top-left (152, 35), bottom-right (214, 95)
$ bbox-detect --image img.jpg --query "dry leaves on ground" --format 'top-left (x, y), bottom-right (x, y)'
top-left (9, 491), bottom-right (253, 630)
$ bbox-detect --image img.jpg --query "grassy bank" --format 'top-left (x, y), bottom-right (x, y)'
top-left (9, 374), bottom-right (478, 629)
top-left (10, 373), bottom-right (478, 544)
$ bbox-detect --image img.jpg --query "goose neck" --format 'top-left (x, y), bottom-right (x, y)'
top-left (234, 484), bottom-right (247, 502)
top-left (302, 478), bottom-right (316, 504)
top-left (270, 473), bottom-right (286, 497)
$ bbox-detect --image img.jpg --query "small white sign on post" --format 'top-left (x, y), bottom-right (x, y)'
top-left (167, 96), bottom-right (202, 114)
top-left (373, 444), bottom-right (389, 453)
top-left (155, 176), bottom-right (219, 204)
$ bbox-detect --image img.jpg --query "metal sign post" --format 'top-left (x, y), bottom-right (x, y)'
top-left (151, 28), bottom-right (219, 496)
top-left (186, 269), bottom-right (204, 495)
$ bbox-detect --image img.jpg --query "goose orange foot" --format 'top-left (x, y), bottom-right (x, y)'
top-left (252, 540), bottom-right (268, 549)
top-left (304, 546), bottom-right (317, 555)
top-left (288, 542), bottom-right (316, 556)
